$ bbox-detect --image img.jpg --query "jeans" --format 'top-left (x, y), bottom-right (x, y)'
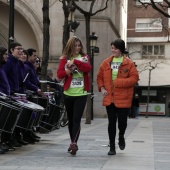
top-left (106, 103), bottom-right (129, 145)
top-left (136, 107), bottom-right (139, 117)
top-left (63, 94), bottom-right (87, 143)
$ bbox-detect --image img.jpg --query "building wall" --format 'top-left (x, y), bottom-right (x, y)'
top-left (128, 1), bottom-right (168, 38)
top-left (127, 0), bottom-right (170, 116)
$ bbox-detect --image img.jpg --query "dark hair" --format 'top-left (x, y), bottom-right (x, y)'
top-left (23, 49), bottom-right (28, 59)
top-left (111, 38), bottom-right (125, 53)
top-left (0, 46), bottom-right (7, 65)
top-left (35, 56), bottom-right (41, 75)
top-left (9, 42), bottom-right (22, 54)
top-left (27, 48), bottom-right (36, 56)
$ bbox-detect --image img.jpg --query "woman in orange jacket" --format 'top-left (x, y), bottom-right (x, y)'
top-left (97, 39), bottom-right (139, 155)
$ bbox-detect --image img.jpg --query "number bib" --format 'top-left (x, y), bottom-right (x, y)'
top-left (70, 78), bottom-right (84, 88)
top-left (111, 63), bottom-right (120, 71)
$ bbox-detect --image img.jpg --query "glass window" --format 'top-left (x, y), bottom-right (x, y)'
top-left (142, 44), bottom-right (165, 59)
top-left (136, 18), bottom-right (162, 32)
top-left (160, 45), bottom-right (164, 55)
top-left (148, 45), bottom-right (153, 55)
top-left (154, 45), bottom-right (159, 55)
top-left (136, 0), bottom-right (163, 5)
top-left (142, 46), bottom-right (147, 55)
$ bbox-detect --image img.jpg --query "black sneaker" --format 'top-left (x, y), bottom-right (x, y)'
top-left (108, 145), bottom-right (116, 155)
top-left (18, 140), bottom-right (28, 145)
top-left (108, 149), bottom-right (116, 155)
top-left (4, 142), bottom-right (15, 151)
top-left (118, 136), bottom-right (125, 150)
top-left (31, 132), bottom-right (41, 139)
top-left (0, 144), bottom-right (9, 152)
top-left (10, 139), bottom-right (22, 148)
top-left (0, 147), bottom-right (5, 154)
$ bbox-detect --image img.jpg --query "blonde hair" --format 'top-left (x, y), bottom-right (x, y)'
top-left (62, 36), bottom-right (86, 60)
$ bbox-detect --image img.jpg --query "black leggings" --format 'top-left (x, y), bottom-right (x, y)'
top-left (106, 103), bottom-right (129, 145)
top-left (64, 94), bottom-right (87, 143)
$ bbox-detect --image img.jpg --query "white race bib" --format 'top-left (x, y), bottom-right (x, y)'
top-left (111, 62), bottom-right (121, 71)
top-left (70, 78), bottom-right (84, 88)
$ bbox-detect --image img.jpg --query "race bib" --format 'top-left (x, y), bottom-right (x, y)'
top-left (111, 62), bottom-right (121, 71)
top-left (70, 78), bottom-right (84, 88)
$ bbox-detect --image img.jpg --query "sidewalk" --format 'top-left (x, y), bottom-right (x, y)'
top-left (0, 117), bottom-right (170, 170)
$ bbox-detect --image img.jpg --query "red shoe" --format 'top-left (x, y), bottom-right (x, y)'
top-left (70, 143), bottom-right (78, 155)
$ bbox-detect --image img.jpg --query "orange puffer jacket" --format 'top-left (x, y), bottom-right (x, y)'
top-left (97, 55), bottom-right (139, 108)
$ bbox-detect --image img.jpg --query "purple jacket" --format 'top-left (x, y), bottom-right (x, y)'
top-left (18, 60), bottom-right (27, 93)
top-left (24, 61), bottom-right (40, 92)
top-left (2, 54), bottom-right (20, 94)
top-left (0, 67), bottom-right (10, 95)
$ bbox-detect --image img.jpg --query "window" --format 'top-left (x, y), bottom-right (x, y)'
top-left (136, 0), bottom-right (163, 5)
top-left (142, 45), bottom-right (165, 59)
top-left (136, 18), bottom-right (162, 32)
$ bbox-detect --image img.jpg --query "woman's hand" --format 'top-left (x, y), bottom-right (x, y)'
top-left (65, 69), bottom-right (72, 75)
top-left (67, 60), bottom-right (74, 67)
top-left (101, 87), bottom-right (108, 96)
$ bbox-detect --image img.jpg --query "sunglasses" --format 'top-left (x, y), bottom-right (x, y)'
top-left (36, 60), bottom-right (40, 63)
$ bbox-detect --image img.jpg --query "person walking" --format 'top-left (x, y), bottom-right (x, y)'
top-left (133, 94), bottom-right (140, 118)
top-left (57, 36), bottom-right (91, 155)
top-left (97, 38), bottom-right (139, 155)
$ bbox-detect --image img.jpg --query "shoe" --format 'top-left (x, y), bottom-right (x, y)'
top-left (18, 140), bottom-right (29, 145)
top-left (108, 144), bottom-right (116, 155)
top-left (0, 144), bottom-right (9, 152)
top-left (108, 149), bottom-right (116, 155)
top-left (4, 142), bottom-right (15, 151)
top-left (11, 141), bottom-right (22, 148)
top-left (39, 128), bottom-right (49, 134)
top-left (32, 138), bottom-right (40, 142)
top-left (70, 143), bottom-right (78, 155)
top-left (31, 132), bottom-right (41, 139)
top-left (8, 138), bottom-right (22, 148)
top-left (26, 131), bottom-right (40, 142)
top-left (118, 136), bottom-right (125, 150)
top-left (26, 138), bottom-right (35, 144)
top-left (0, 147), bottom-right (5, 154)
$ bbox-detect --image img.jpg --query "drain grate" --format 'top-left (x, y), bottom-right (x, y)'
top-left (133, 140), bottom-right (144, 143)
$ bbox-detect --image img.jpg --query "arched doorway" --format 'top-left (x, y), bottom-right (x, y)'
top-left (0, 1), bottom-right (42, 55)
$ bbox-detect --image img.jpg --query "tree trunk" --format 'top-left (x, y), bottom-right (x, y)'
top-left (62, 1), bottom-right (70, 51)
top-left (41, 0), bottom-right (50, 91)
top-left (146, 69), bottom-right (151, 118)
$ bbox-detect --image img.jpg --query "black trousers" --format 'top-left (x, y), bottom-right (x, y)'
top-left (64, 94), bottom-right (87, 143)
top-left (106, 103), bottom-right (129, 146)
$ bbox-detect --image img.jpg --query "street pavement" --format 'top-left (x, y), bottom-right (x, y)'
top-left (0, 117), bottom-right (170, 170)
